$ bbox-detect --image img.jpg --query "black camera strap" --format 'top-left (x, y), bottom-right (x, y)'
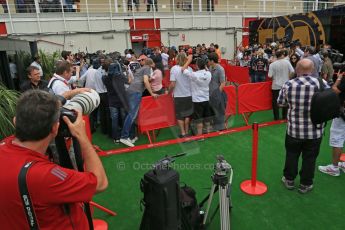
top-left (18, 161), bottom-right (40, 230)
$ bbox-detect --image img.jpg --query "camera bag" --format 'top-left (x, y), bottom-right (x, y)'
top-left (140, 166), bottom-right (181, 230)
top-left (310, 78), bottom-right (341, 125)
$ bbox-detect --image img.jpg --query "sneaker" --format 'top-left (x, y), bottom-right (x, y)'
top-left (281, 176), bottom-right (295, 190)
top-left (119, 138), bottom-right (134, 147)
top-left (130, 137), bottom-right (139, 144)
top-left (318, 164), bottom-right (340, 176)
top-left (298, 184), bottom-right (313, 194)
top-left (338, 162), bottom-right (345, 173)
top-left (113, 139), bottom-right (120, 144)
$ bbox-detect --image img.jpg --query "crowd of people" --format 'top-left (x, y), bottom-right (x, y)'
top-left (1, 38), bottom-right (345, 229)
top-left (236, 40), bottom-right (345, 193)
top-left (9, 40), bottom-right (345, 196)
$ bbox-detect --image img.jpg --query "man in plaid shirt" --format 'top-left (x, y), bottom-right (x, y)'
top-left (277, 59), bottom-right (324, 194)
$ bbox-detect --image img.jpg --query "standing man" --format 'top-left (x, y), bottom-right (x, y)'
top-left (30, 55), bottom-right (43, 78)
top-left (277, 59), bottom-right (324, 194)
top-left (268, 50), bottom-right (295, 120)
top-left (318, 71), bottom-right (345, 176)
top-left (48, 61), bottom-right (90, 100)
top-left (20, 66), bottom-right (48, 92)
top-left (208, 52), bottom-right (227, 131)
top-left (0, 90), bottom-right (108, 229)
top-left (119, 58), bottom-right (158, 147)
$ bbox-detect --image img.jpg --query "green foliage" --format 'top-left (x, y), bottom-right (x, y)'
top-left (0, 83), bottom-right (20, 140)
top-left (39, 50), bottom-right (60, 80)
top-left (15, 51), bottom-right (32, 82)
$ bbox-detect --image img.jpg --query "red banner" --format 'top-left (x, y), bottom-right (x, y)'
top-left (223, 85), bottom-right (236, 116)
top-left (227, 66), bottom-right (250, 84)
top-left (138, 94), bottom-right (176, 133)
top-left (237, 82), bottom-right (272, 114)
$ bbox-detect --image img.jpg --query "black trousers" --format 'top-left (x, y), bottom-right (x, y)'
top-left (272, 89), bottom-right (287, 120)
top-left (284, 134), bottom-right (322, 186)
top-left (90, 93), bottom-right (110, 135)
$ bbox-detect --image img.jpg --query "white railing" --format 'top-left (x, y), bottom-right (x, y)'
top-left (1, 1), bottom-right (344, 16)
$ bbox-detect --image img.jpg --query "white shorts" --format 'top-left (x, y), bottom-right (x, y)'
top-left (329, 117), bottom-right (345, 148)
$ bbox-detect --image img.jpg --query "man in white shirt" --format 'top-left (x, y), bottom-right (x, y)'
top-left (182, 55), bottom-right (213, 135)
top-left (48, 61), bottom-right (90, 100)
top-left (268, 50), bottom-right (295, 120)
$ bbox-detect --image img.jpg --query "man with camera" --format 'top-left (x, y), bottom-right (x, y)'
top-left (48, 61), bottom-right (90, 100)
top-left (318, 70), bottom-right (345, 176)
top-left (0, 90), bottom-right (108, 229)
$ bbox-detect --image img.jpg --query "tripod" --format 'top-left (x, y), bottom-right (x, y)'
top-left (202, 157), bottom-right (233, 230)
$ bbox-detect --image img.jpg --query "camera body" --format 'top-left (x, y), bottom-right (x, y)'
top-left (57, 107), bottom-right (77, 137)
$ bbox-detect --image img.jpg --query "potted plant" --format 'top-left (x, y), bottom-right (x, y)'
top-left (0, 83), bottom-right (19, 140)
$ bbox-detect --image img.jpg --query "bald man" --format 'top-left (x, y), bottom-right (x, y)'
top-left (277, 59), bottom-right (326, 194)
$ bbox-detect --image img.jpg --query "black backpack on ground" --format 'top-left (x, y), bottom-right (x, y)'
top-left (140, 165), bottom-right (181, 230)
top-left (180, 184), bottom-right (204, 230)
top-left (310, 78), bottom-right (341, 125)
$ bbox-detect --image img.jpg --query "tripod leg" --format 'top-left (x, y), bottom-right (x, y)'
top-left (219, 185), bottom-right (230, 230)
top-left (202, 184), bottom-right (217, 225)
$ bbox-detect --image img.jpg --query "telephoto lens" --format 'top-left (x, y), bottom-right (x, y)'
top-left (63, 89), bottom-right (100, 115)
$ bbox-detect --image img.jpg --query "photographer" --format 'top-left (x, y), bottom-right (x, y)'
top-left (0, 90), bottom-right (108, 229)
top-left (48, 61), bottom-right (90, 100)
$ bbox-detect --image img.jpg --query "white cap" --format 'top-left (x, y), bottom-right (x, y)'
top-left (126, 54), bottom-right (132, 59)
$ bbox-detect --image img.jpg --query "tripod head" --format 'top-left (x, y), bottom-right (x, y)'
top-left (212, 155), bottom-right (232, 187)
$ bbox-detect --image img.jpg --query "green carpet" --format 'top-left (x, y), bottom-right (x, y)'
top-left (92, 111), bottom-right (345, 230)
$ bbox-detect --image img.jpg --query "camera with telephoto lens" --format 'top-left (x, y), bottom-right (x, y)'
top-left (57, 89), bottom-right (100, 137)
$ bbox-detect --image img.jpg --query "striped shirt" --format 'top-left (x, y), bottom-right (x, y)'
top-left (277, 76), bottom-right (324, 139)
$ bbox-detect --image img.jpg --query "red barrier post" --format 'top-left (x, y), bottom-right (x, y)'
top-left (240, 122), bottom-right (268, 195)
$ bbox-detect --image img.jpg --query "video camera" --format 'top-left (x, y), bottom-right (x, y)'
top-left (213, 155), bottom-right (231, 177)
top-left (321, 49), bottom-right (345, 72)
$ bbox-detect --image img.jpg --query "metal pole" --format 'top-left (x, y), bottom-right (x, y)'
top-left (199, 0), bottom-right (202, 12)
top-left (109, 0), bottom-right (114, 30)
top-left (5, 0), bottom-right (15, 34)
top-left (123, 0), bottom-right (127, 13)
top-left (191, 0), bottom-right (194, 27)
top-left (60, 0), bottom-right (67, 32)
top-left (114, 0), bottom-right (118, 13)
top-left (172, 0), bottom-right (176, 28)
top-left (315, 0), bottom-right (319, 11)
top-left (34, 0), bottom-right (41, 33)
top-left (85, 0), bottom-right (91, 31)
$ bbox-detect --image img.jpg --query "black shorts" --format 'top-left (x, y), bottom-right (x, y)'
top-left (193, 101), bottom-right (214, 122)
top-left (174, 96), bottom-right (193, 120)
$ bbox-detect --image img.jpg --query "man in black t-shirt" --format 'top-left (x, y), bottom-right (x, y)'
top-left (253, 50), bottom-right (268, 82)
top-left (20, 66), bottom-right (48, 92)
top-left (319, 71), bottom-right (345, 176)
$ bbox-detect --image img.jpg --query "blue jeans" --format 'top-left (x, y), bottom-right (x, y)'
top-left (121, 92), bottom-right (142, 139)
top-left (109, 107), bottom-right (126, 140)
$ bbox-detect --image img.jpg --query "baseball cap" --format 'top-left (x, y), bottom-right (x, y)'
top-left (126, 54), bottom-right (132, 59)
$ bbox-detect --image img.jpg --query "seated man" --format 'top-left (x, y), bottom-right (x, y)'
top-left (0, 90), bottom-right (108, 229)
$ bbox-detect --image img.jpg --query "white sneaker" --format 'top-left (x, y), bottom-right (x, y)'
top-left (130, 137), bottom-right (139, 144)
top-left (318, 164), bottom-right (340, 176)
top-left (120, 138), bottom-right (135, 147)
top-left (338, 162), bottom-right (345, 173)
